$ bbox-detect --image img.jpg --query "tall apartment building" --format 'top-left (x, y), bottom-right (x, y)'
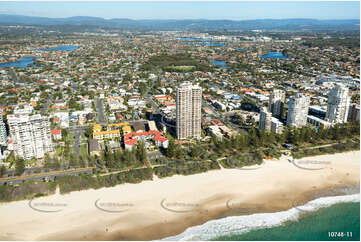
top-left (268, 89), bottom-right (285, 119)
top-left (286, 93), bottom-right (310, 127)
top-left (176, 82), bottom-right (202, 139)
top-left (8, 114), bottom-right (53, 159)
top-left (271, 118), bottom-right (284, 134)
top-left (326, 84), bottom-right (351, 123)
top-left (259, 107), bottom-right (272, 131)
top-left (259, 107), bottom-right (284, 133)
top-left (0, 113), bottom-right (7, 146)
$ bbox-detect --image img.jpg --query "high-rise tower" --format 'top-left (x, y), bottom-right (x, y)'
top-left (286, 93), bottom-right (310, 127)
top-left (259, 107), bottom-right (272, 131)
top-left (268, 89), bottom-right (285, 119)
top-left (176, 82), bottom-right (202, 139)
top-left (326, 84), bottom-right (351, 123)
top-left (8, 114), bottom-right (53, 159)
top-left (0, 112), bottom-right (7, 146)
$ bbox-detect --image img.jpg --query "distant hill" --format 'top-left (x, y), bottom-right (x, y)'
top-left (0, 14), bottom-right (359, 31)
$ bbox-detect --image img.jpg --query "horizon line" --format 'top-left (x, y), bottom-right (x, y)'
top-left (0, 13), bottom-right (360, 21)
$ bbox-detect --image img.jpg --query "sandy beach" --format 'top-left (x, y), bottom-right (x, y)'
top-left (0, 150), bottom-right (359, 241)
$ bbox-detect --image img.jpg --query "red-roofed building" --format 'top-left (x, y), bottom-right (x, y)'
top-left (211, 120), bottom-right (224, 126)
top-left (123, 130), bottom-right (169, 150)
top-left (124, 138), bottom-right (138, 150)
top-left (51, 129), bottom-right (62, 140)
top-left (8, 139), bottom-right (13, 151)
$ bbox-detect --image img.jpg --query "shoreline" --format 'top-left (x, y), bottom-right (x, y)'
top-left (0, 150), bottom-right (359, 241)
top-left (163, 192), bottom-right (360, 241)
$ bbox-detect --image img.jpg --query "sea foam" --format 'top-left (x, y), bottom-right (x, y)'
top-left (161, 194), bottom-right (360, 241)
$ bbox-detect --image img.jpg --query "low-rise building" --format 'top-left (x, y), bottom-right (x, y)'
top-left (93, 130), bottom-right (120, 140)
top-left (89, 139), bottom-right (100, 156)
top-left (50, 129), bottom-right (62, 140)
top-left (148, 120), bottom-right (158, 131)
top-left (123, 130), bottom-right (169, 150)
top-left (93, 124), bottom-right (102, 133)
top-left (207, 125), bottom-right (223, 140)
top-left (122, 125), bottom-right (132, 135)
top-left (133, 121), bottom-right (146, 133)
top-left (307, 115), bottom-right (332, 128)
top-left (14, 104), bottom-right (33, 116)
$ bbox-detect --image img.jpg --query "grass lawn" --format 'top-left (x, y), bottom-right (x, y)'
top-left (164, 65), bottom-right (196, 72)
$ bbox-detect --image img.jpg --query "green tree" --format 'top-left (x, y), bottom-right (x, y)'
top-left (85, 127), bottom-right (93, 138)
top-left (166, 140), bottom-right (176, 158)
top-left (136, 140), bottom-right (147, 163)
top-left (61, 129), bottom-right (68, 141)
top-left (15, 158), bottom-right (25, 176)
top-left (0, 165), bottom-right (7, 178)
top-left (79, 156), bottom-right (86, 168)
top-left (190, 146), bottom-right (201, 158)
top-left (69, 153), bottom-right (79, 168)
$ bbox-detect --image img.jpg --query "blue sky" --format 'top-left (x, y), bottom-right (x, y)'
top-left (0, 1), bottom-right (359, 20)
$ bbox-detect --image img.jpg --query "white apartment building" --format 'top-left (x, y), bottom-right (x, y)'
top-left (176, 82), bottom-right (202, 139)
top-left (259, 107), bottom-right (272, 131)
top-left (268, 89), bottom-right (285, 119)
top-left (13, 104), bottom-right (33, 116)
top-left (0, 113), bottom-right (7, 146)
top-left (8, 114), bottom-right (53, 160)
top-left (271, 118), bottom-right (284, 134)
top-left (287, 93), bottom-right (310, 127)
top-left (326, 84), bottom-right (351, 123)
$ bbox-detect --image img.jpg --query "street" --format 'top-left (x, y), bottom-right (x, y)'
top-left (96, 98), bottom-right (106, 125)
top-left (40, 94), bottom-right (53, 115)
top-left (9, 69), bottom-right (18, 85)
top-left (72, 129), bottom-right (81, 155)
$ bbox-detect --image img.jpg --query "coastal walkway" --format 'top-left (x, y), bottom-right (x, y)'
top-left (0, 167), bottom-right (94, 185)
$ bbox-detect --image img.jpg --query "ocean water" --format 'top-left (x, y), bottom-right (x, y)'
top-left (215, 202), bottom-right (360, 241)
top-left (162, 194), bottom-right (360, 241)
